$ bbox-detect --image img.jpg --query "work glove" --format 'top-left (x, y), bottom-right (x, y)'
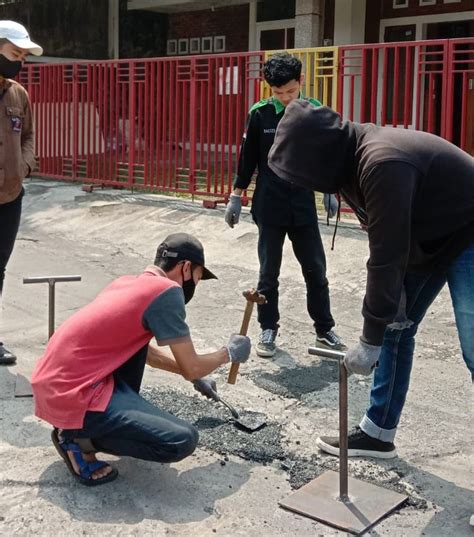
top-left (343, 339), bottom-right (381, 376)
top-left (193, 377), bottom-right (219, 401)
top-left (323, 193), bottom-right (338, 219)
top-left (226, 334), bottom-right (251, 363)
top-left (224, 194), bottom-right (242, 228)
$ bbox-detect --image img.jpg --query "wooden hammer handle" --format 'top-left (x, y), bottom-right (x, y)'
top-left (227, 300), bottom-right (255, 384)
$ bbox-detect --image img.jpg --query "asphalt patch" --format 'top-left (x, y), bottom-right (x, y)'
top-left (141, 386), bottom-right (285, 463)
top-left (141, 386), bottom-right (427, 511)
top-left (249, 360), bottom-right (338, 399)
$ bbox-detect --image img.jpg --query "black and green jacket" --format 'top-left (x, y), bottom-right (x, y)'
top-left (234, 96), bottom-right (322, 227)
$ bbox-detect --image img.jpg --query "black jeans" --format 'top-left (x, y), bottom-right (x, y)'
top-left (0, 189), bottom-right (23, 295)
top-left (63, 346), bottom-right (199, 463)
top-left (256, 222), bottom-right (334, 334)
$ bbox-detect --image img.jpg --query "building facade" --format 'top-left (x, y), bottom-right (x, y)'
top-left (0, 0), bottom-right (471, 61)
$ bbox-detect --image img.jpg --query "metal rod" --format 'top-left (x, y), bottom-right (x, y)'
top-left (308, 347), bottom-right (346, 361)
top-left (216, 395), bottom-right (240, 419)
top-left (308, 346), bottom-right (348, 501)
top-left (48, 280), bottom-right (55, 339)
top-left (23, 276), bottom-right (82, 284)
top-left (339, 357), bottom-right (349, 500)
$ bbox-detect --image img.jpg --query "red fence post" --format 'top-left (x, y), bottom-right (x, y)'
top-left (72, 63), bottom-right (79, 180)
top-left (128, 61), bottom-right (136, 189)
top-left (189, 57), bottom-right (197, 196)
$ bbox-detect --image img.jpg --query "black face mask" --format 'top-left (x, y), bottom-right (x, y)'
top-left (0, 55), bottom-right (22, 78)
top-left (181, 265), bottom-right (196, 304)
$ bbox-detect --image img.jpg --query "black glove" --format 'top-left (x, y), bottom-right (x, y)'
top-left (192, 377), bottom-right (219, 401)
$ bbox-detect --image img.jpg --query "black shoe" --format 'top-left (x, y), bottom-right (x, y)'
top-left (0, 343), bottom-right (16, 365)
top-left (316, 329), bottom-right (347, 351)
top-left (316, 427), bottom-right (397, 459)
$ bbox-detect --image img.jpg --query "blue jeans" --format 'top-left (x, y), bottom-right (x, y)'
top-left (62, 347), bottom-right (199, 463)
top-left (361, 244), bottom-right (474, 443)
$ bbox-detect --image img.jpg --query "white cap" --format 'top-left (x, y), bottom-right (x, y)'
top-left (0, 20), bottom-right (43, 56)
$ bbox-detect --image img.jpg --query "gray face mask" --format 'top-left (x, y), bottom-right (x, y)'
top-left (0, 54), bottom-right (22, 78)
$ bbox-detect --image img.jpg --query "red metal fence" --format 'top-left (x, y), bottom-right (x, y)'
top-left (20, 38), bottom-right (473, 198)
top-left (337, 38), bottom-right (474, 153)
top-left (20, 52), bottom-right (263, 196)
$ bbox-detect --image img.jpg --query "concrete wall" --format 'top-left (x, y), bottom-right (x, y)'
top-left (0, 0), bottom-right (167, 60)
top-left (167, 4), bottom-right (249, 53)
top-left (294, 0), bottom-right (325, 47)
top-left (0, 0), bottom-right (108, 59)
top-left (119, 0), bottom-right (167, 58)
top-left (333, 0), bottom-right (367, 45)
top-left (381, 0), bottom-right (474, 19)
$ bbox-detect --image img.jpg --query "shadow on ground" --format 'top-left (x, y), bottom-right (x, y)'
top-left (0, 367), bottom-right (50, 449)
top-left (36, 458), bottom-right (250, 525)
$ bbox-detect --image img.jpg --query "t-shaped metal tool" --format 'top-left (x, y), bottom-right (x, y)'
top-left (23, 275), bottom-right (82, 339)
top-left (15, 275), bottom-right (82, 398)
top-left (227, 288), bottom-right (266, 384)
top-left (279, 345), bottom-right (407, 534)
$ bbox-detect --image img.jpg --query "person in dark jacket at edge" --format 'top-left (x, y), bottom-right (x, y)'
top-left (268, 100), bottom-right (474, 463)
top-left (224, 52), bottom-right (345, 358)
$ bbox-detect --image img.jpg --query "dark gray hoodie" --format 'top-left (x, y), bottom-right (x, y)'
top-left (268, 100), bottom-right (474, 345)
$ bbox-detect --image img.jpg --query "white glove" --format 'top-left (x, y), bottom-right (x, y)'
top-left (344, 339), bottom-right (381, 376)
top-left (323, 194), bottom-right (338, 219)
top-left (224, 194), bottom-right (242, 228)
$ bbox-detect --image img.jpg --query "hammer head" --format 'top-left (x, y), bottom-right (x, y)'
top-left (242, 288), bottom-right (267, 305)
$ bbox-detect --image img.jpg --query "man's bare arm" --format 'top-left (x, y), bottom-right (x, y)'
top-left (146, 340), bottom-right (229, 380)
top-left (146, 343), bottom-right (182, 374)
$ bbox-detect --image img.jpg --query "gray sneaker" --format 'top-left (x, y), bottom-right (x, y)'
top-left (315, 330), bottom-right (347, 351)
top-left (256, 328), bottom-right (278, 357)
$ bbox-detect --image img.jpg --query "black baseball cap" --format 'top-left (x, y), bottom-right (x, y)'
top-left (155, 232), bottom-right (217, 280)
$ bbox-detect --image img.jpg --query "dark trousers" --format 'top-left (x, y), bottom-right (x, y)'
top-left (257, 222), bottom-right (334, 334)
top-left (63, 346), bottom-right (199, 463)
top-left (0, 189), bottom-right (23, 295)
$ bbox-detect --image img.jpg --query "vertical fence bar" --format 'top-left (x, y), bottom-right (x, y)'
top-left (393, 46), bottom-right (400, 127)
top-left (404, 46), bottom-right (411, 128)
top-left (128, 61), bottom-right (136, 188)
top-left (72, 64), bottom-right (79, 180)
top-left (189, 57), bottom-right (197, 195)
top-left (440, 42), bottom-right (449, 140)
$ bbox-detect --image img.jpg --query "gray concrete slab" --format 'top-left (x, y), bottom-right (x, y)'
top-left (0, 179), bottom-right (472, 536)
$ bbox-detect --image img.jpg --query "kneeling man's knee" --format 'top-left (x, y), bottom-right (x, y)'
top-left (173, 423), bottom-right (199, 461)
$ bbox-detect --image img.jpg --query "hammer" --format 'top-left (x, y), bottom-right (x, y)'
top-left (227, 288), bottom-right (266, 384)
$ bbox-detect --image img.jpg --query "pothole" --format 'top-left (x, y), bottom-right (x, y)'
top-left (249, 360), bottom-right (338, 399)
top-left (141, 386), bottom-right (285, 463)
top-left (141, 386), bottom-right (428, 510)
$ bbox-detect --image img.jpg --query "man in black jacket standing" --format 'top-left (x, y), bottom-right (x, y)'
top-left (224, 53), bottom-right (344, 358)
top-left (269, 101), bottom-right (474, 458)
